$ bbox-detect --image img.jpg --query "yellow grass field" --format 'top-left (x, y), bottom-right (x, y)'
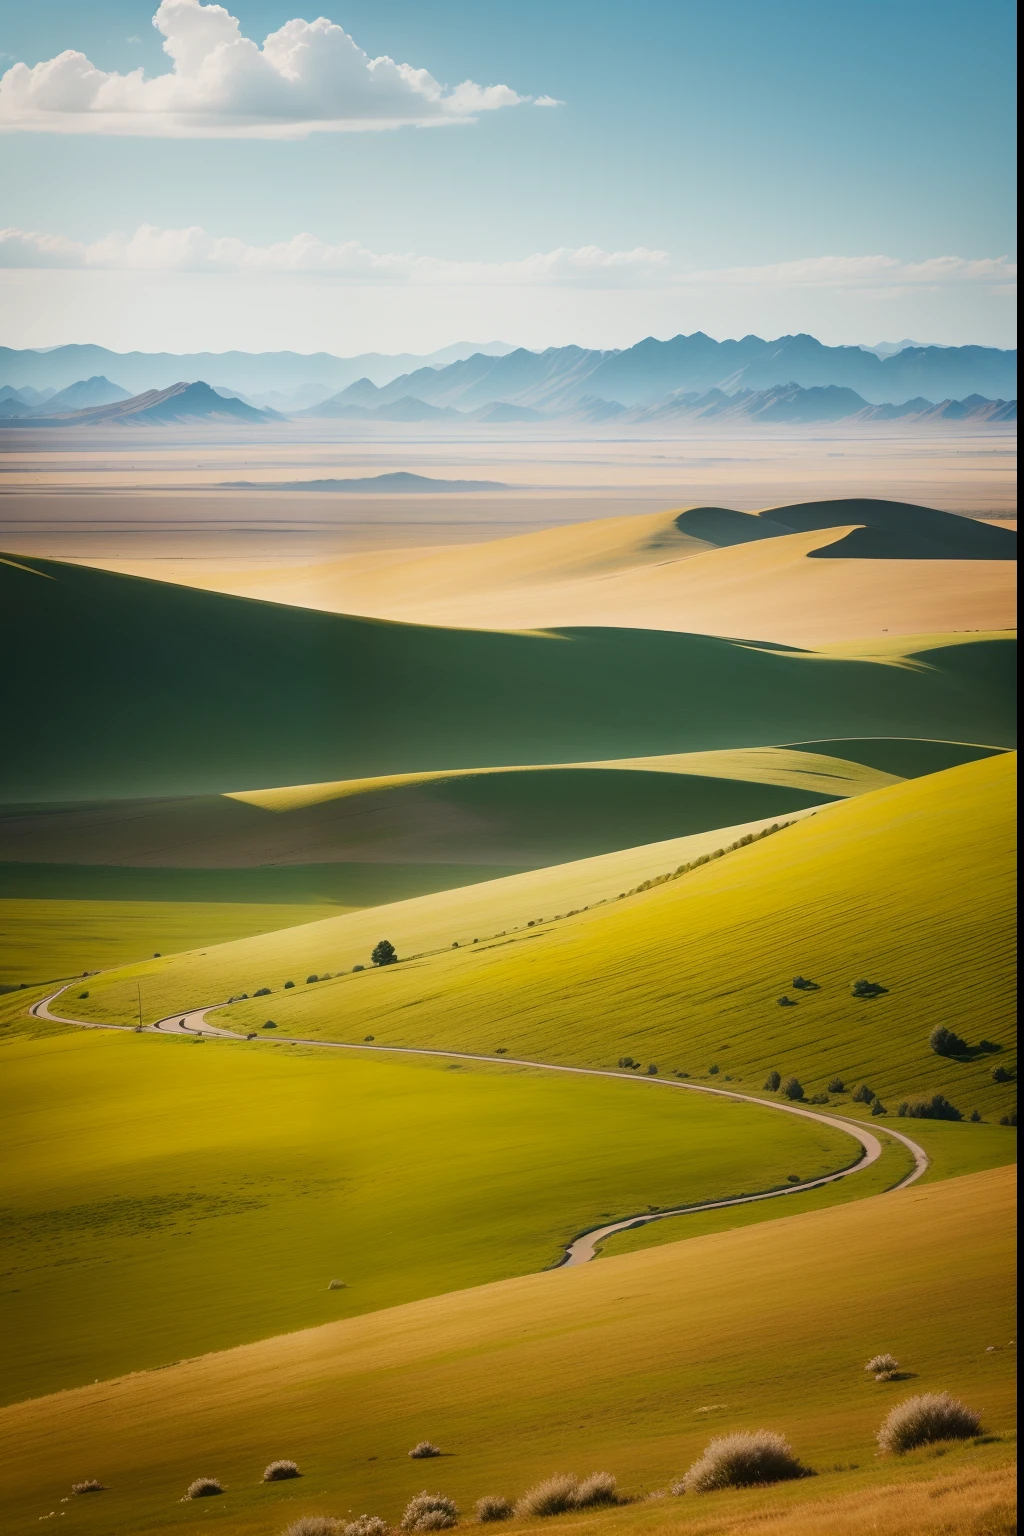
top-left (0, 1166), bottom-right (1013, 1536)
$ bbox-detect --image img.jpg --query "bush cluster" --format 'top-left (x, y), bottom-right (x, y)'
top-left (401, 1492), bottom-right (459, 1531)
top-left (263, 1459), bottom-right (300, 1481)
top-left (475, 1496), bottom-right (514, 1523)
top-left (615, 823), bottom-right (794, 904)
top-left (514, 1472), bottom-right (618, 1518)
top-left (877, 1393), bottom-right (981, 1454)
top-left (897, 1094), bottom-right (963, 1121)
top-left (346, 1517), bottom-right (390, 1536)
top-left (850, 979), bottom-right (887, 998)
top-left (929, 1025), bottom-right (968, 1057)
top-left (673, 1431), bottom-right (807, 1493)
top-left (285, 1520), bottom-right (344, 1536)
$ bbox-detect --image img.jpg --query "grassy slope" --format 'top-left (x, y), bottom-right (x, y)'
top-left (1, 553), bottom-right (1015, 801)
top-left (0, 1027), bottom-right (853, 1404)
top-left (0, 897), bottom-right (343, 987)
top-left (69, 754), bottom-right (1018, 1118)
top-left (0, 1166), bottom-right (1013, 1535)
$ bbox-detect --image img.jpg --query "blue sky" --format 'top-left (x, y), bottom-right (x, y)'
top-left (0, 0), bottom-right (1017, 352)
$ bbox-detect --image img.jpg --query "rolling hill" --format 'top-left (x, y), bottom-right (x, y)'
top-left (67, 753), bottom-right (1017, 1120)
top-left (85, 498), bottom-right (1015, 642)
top-left (2, 552), bottom-right (1014, 802)
top-left (0, 1164), bottom-right (1013, 1534)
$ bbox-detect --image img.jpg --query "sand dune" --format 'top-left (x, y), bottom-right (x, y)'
top-left (82, 501), bottom-right (1016, 643)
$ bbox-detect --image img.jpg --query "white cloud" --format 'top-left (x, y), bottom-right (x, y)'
top-left (0, 0), bottom-right (533, 137)
top-left (0, 228), bottom-right (1013, 301)
top-left (0, 226), bottom-right (668, 285)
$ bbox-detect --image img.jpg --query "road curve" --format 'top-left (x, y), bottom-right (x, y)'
top-left (31, 984), bottom-right (929, 1262)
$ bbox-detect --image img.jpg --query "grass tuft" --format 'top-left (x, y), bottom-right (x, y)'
top-left (675, 1430), bottom-right (809, 1493)
top-left (877, 1392), bottom-right (982, 1454)
top-left (263, 1459), bottom-right (301, 1481)
top-left (184, 1476), bottom-right (222, 1499)
top-left (474, 1496), bottom-right (513, 1523)
top-left (408, 1441), bottom-right (442, 1459)
top-left (284, 1520), bottom-right (344, 1536)
top-left (401, 1492), bottom-right (459, 1531)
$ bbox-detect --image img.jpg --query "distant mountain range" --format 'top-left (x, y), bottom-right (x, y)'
top-left (0, 380), bottom-right (277, 427)
top-left (0, 341), bottom-right (516, 398)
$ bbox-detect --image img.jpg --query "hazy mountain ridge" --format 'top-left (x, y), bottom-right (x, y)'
top-left (0, 380), bottom-right (278, 426)
top-left (321, 333), bottom-right (1016, 412)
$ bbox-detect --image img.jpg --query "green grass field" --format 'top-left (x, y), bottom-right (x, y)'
top-left (1, 553), bottom-right (1014, 801)
top-left (0, 1165), bottom-right (1013, 1536)
top-left (0, 1025), bottom-right (863, 1404)
top-left (66, 754), bottom-right (1017, 1119)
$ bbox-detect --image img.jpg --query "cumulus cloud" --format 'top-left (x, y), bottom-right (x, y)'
top-left (0, 228), bottom-right (1013, 299)
top-left (0, 0), bottom-right (534, 137)
top-left (0, 226), bottom-right (668, 285)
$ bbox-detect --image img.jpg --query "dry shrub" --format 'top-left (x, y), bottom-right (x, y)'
top-left (284, 1519), bottom-right (344, 1536)
top-left (264, 1459), bottom-right (301, 1481)
top-left (409, 1441), bottom-right (442, 1459)
top-left (865, 1353), bottom-right (899, 1375)
top-left (877, 1392), bottom-right (982, 1454)
top-left (70, 1480), bottom-right (103, 1494)
top-left (515, 1475), bottom-right (579, 1518)
top-left (184, 1476), bottom-right (223, 1499)
top-left (574, 1473), bottom-right (618, 1508)
top-left (474, 1496), bottom-right (513, 1523)
top-left (401, 1492), bottom-right (459, 1531)
top-left (676, 1431), bottom-right (808, 1493)
top-left (345, 1516), bottom-right (390, 1536)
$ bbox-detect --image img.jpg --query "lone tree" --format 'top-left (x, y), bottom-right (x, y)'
top-left (930, 1024), bottom-right (969, 1056)
top-left (371, 939), bottom-right (398, 967)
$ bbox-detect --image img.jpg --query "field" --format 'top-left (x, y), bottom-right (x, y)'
top-left (0, 1165), bottom-right (1013, 1535)
top-left (1, 1023), bottom-right (859, 1404)
top-left (64, 753), bottom-right (1018, 1120)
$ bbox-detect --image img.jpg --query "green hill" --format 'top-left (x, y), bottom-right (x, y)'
top-left (66, 754), bottom-right (1016, 1118)
top-left (1, 553), bottom-right (1014, 802)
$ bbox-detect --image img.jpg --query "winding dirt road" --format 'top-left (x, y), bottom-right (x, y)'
top-left (32, 983), bottom-right (928, 1263)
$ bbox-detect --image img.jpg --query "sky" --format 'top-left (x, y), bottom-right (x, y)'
top-left (0, 0), bottom-right (1017, 354)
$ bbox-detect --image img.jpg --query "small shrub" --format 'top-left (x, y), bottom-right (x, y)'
top-left (574, 1473), bottom-right (618, 1508)
top-left (371, 940), bottom-right (398, 967)
top-left (782, 1077), bottom-right (804, 1100)
top-left (515, 1475), bottom-right (579, 1518)
top-left (353, 964), bottom-right (365, 972)
top-left (285, 1520), bottom-right (344, 1536)
top-left (930, 1025), bottom-right (968, 1056)
top-left (676, 1430), bottom-right (808, 1492)
top-left (474, 1496), bottom-right (513, 1523)
top-left (809, 1092), bottom-right (829, 1104)
top-left (263, 1459), bottom-right (300, 1481)
top-left (345, 1516), bottom-right (390, 1536)
top-left (646, 1063), bottom-right (658, 1075)
top-left (865, 1353), bottom-right (900, 1374)
top-left (409, 1442), bottom-right (442, 1459)
top-left (306, 974), bottom-right (319, 984)
top-left (851, 979), bottom-right (887, 998)
top-left (618, 1056), bottom-right (638, 1070)
top-left (70, 1480), bottom-right (103, 1494)
top-left (401, 1492), bottom-right (459, 1531)
top-left (255, 986), bottom-right (272, 997)
top-left (992, 1065), bottom-right (1013, 1083)
top-left (284, 980), bottom-right (295, 988)
top-left (792, 977), bottom-right (818, 990)
top-left (999, 1111), bottom-right (1017, 1126)
top-left (852, 1084), bottom-right (875, 1104)
top-left (262, 1020), bottom-right (277, 1029)
top-left (969, 1109), bottom-right (982, 1122)
top-left (777, 996), bottom-right (795, 1007)
top-left (827, 1077), bottom-right (845, 1093)
top-left (763, 1070), bottom-right (781, 1091)
top-left (364, 1034), bottom-right (375, 1041)
top-left (184, 1477), bottom-right (223, 1499)
top-left (78, 991), bottom-right (89, 999)
top-left (900, 1094), bottom-right (963, 1121)
top-left (877, 1392), bottom-right (981, 1454)
top-left (708, 1063), bottom-right (719, 1074)
top-left (871, 1099), bottom-right (887, 1115)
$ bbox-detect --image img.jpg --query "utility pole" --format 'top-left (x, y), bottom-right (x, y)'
top-left (137, 981), bottom-right (143, 1032)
